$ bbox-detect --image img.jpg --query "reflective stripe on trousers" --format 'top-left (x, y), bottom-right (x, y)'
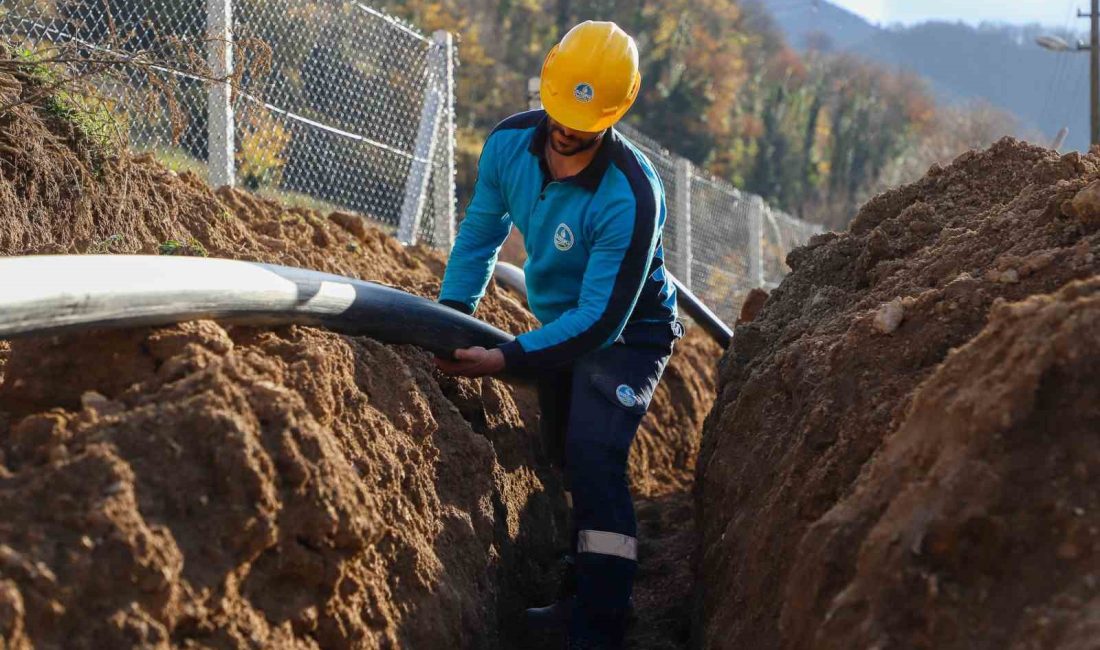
top-left (578, 529), bottom-right (637, 561)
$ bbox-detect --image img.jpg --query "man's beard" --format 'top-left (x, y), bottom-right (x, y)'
top-left (550, 126), bottom-right (602, 156)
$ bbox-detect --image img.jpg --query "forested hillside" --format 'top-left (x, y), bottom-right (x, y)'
top-left (761, 0), bottom-right (1086, 152)
top-left (390, 0), bottom-right (1017, 229)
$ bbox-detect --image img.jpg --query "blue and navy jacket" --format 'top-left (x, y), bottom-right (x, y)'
top-left (439, 110), bottom-right (678, 372)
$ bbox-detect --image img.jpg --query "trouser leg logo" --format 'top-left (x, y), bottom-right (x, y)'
top-left (614, 384), bottom-right (637, 408)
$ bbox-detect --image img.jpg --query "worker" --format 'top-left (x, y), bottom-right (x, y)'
top-left (434, 21), bottom-right (680, 650)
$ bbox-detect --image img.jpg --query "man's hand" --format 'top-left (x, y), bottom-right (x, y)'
top-left (434, 346), bottom-right (506, 378)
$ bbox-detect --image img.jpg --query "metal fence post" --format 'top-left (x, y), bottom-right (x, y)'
top-left (762, 207), bottom-right (781, 287)
top-left (674, 157), bottom-right (693, 290)
top-left (528, 76), bottom-right (542, 110)
top-left (749, 197), bottom-right (766, 288)
top-left (433, 30), bottom-right (457, 251)
top-left (397, 33), bottom-right (447, 245)
top-left (207, 0), bottom-right (234, 188)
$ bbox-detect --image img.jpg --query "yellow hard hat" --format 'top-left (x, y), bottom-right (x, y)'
top-left (540, 21), bottom-right (641, 133)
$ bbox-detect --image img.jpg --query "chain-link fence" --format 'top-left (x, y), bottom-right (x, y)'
top-left (1, 0), bottom-right (821, 321)
top-left (617, 123), bottom-right (823, 323)
top-left (1, 0), bottom-right (455, 248)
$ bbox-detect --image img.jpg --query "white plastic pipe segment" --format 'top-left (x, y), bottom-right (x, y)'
top-left (0, 255), bottom-right (513, 357)
top-left (493, 261), bottom-right (528, 299)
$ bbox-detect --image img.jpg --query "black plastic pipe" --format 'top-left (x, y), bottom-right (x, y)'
top-left (491, 261), bottom-right (732, 349)
top-left (0, 255), bottom-right (514, 357)
top-left (665, 273), bottom-right (732, 349)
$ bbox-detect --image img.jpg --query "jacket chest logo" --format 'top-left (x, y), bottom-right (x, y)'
top-left (554, 223), bottom-right (575, 251)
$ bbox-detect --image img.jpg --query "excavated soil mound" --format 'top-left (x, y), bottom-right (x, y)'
top-left (696, 138), bottom-right (1100, 649)
top-left (0, 55), bottom-right (718, 648)
top-left (0, 324), bottom-right (549, 649)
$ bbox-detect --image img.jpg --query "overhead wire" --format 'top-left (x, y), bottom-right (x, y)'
top-left (1039, 0), bottom-right (1081, 138)
top-left (1060, 44), bottom-right (1090, 147)
top-left (1037, 5), bottom-right (1072, 132)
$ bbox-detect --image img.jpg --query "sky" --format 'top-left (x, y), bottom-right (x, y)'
top-left (827, 0), bottom-right (1084, 29)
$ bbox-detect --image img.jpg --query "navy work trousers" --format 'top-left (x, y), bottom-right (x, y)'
top-left (536, 322), bottom-right (680, 645)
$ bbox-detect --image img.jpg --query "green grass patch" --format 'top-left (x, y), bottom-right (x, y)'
top-left (158, 237), bottom-right (208, 257)
top-left (13, 46), bottom-right (57, 85)
top-left (87, 234), bottom-right (127, 254)
top-left (149, 146), bottom-right (208, 177)
top-left (44, 91), bottom-right (120, 151)
top-left (14, 47), bottom-right (122, 152)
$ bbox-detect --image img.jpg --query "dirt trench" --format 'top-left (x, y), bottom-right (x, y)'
top-left (0, 52), bottom-right (718, 649)
top-left (697, 138), bottom-right (1100, 649)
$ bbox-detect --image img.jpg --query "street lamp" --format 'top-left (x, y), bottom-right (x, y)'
top-left (1035, 35), bottom-right (1084, 52)
top-left (1036, 0), bottom-right (1099, 146)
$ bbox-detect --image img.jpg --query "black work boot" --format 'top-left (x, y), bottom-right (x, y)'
top-left (525, 554), bottom-right (577, 630)
top-left (527, 594), bottom-right (637, 632)
top-left (525, 594), bottom-right (575, 630)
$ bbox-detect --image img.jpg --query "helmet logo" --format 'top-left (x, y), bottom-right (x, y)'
top-left (554, 223), bottom-right (575, 251)
top-left (616, 384), bottom-right (637, 408)
top-left (573, 82), bottom-right (594, 103)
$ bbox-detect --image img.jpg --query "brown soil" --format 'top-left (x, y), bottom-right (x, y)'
top-left (622, 328), bottom-right (718, 650)
top-left (696, 138), bottom-right (1100, 649)
top-left (0, 53), bottom-right (719, 648)
top-left (628, 492), bottom-right (696, 650)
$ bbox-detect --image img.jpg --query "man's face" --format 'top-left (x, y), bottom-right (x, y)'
top-left (547, 117), bottom-right (603, 156)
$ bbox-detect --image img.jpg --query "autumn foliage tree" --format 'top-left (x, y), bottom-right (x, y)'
top-left (390, 0), bottom-right (1017, 230)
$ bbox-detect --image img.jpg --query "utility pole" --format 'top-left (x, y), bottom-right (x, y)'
top-left (1037, 3), bottom-right (1099, 147)
top-left (1090, 0), bottom-right (1099, 145)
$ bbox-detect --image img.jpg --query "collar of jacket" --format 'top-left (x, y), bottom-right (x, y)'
top-left (527, 114), bottom-right (615, 193)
